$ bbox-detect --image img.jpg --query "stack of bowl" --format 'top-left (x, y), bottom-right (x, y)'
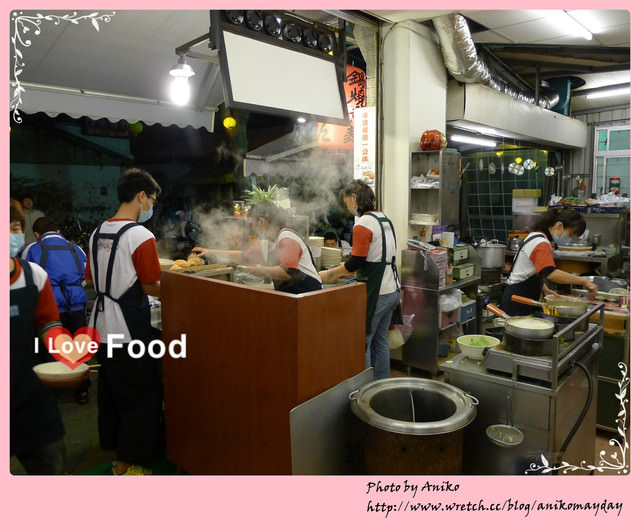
top-left (321, 247), bottom-right (343, 269)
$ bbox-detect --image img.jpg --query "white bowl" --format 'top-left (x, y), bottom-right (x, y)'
top-left (457, 335), bottom-right (500, 360)
top-left (33, 361), bottom-right (90, 383)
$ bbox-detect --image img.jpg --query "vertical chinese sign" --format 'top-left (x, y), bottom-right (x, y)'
top-left (317, 65), bottom-right (366, 150)
top-left (353, 106), bottom-right (376, 188)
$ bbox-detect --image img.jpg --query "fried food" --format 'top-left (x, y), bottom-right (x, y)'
top-left (170, 257), bottom-right (206, 270)
top-left (169, 259), bottom-right (189, 270)
top-left (187, 256), bottom-right (204, 267)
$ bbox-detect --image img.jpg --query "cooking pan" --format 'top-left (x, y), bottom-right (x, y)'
top-left (510, 294), bottom-right (589, 317)
top-left (486, 304), bottom-right (555, 339)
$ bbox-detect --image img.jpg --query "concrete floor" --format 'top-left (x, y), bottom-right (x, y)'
top-left (11, 365), bottom-right (628, 475)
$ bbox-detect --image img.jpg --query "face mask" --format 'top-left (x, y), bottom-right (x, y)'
top-left (138, 204), bottom-right (153, 223)
top-left (553, 234), bottom-right (572, 246)
top-left (10, 233), bottom-right (25, 257)
top-left (257, 231), bottom-right (267, 240)
top-left (353, 206), bottom-right (361, 217)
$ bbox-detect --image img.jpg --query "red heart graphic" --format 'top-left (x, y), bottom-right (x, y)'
top-left (44, 326), bottom-right (101, 370)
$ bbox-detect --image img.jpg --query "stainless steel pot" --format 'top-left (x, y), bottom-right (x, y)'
top-left (486, 303), bottom-right (555, 339)
top-left (509, 236), bottom-right (523, 251)
top-left (476, 239), bottom-right (506, 269)
top-left (511, 294), bottom-right (589, 317)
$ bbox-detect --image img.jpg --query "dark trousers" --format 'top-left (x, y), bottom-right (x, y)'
top-left (59, 308), bottom-right (88, 333)
top-left (15, 438), bottom-right (65, 475)
top-left (97, 343), bottom-right (163, 466)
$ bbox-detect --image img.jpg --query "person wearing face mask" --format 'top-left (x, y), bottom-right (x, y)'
top-left (191, 200), bottom-right (322, 294)
top-left (10, 199), bottom-right (66, 474)
top-left (317, 180), bottom-right (401, 380)
top-left (500, 207), bottom-right (598, 316)
top-left (84, 167), bottom-right (163, 475)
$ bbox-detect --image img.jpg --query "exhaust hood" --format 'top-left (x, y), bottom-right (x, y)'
top-left (447, 80), bottom-right (588, 149)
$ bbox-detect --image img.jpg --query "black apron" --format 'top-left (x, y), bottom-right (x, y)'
top-left (356, 213), bottom-right (399, 334)
top-left (269, 228), bottom-right (322, 294)
top-left (90, 223), bottom-right (162, 464)
top-left (37, 238), bottom-right (84, 313)
top-left (10, 259), bottom-right (65, 456)
top-left (500, 233), bottom-right (546, 316)
top-left (91, 222), bottom-right (153, 343)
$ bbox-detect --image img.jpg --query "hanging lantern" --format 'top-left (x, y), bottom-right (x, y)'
top-left (223, 116), bottom-right (237, 129)
top-left (420, 129), bottom-right (447, 151)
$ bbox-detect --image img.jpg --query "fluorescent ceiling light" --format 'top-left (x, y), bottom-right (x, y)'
top-left (586, 87), bottom-right (631, 99)
top-left (450, 134), bottom-right (497, 147)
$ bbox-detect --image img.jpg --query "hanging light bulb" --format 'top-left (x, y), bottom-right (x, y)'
top-left (169, 57), bottom-right (195, 106)
top-left (170, 77), bottom-right (190, 106)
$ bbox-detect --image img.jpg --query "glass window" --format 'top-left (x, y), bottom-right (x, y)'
top-left (593, 127), bottom-right (630, 197)
top-left (597, 130), bottom-right (608, 152)
top-left (609, 129), bottom-right (630, 151)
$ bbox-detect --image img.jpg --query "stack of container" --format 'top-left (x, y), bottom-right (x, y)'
top-left (428, 249), bottom-right (449, 289)
top-left (448, 244), bottom-right (474, 281)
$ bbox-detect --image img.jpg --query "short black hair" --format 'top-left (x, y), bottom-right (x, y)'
top-left (33, 216), bottom-right (59, 236)
top-left (324, 231), bottom-right (338, 241)
top-left (116, 168), bottom-right (161, 203)
top-left (532, 208), bottom-right (586, 236)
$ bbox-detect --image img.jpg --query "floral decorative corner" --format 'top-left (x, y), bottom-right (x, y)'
top-left (10, 11), bottom-right (116, 123)
top-left (525, 362), bottom-right (629, 475)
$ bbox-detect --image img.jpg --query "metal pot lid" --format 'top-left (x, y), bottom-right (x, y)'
top-left (349, 377), bottom-right (477, 436)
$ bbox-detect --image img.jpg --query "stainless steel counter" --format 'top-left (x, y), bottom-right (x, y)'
top-left (441, 323), bottom-right (601, 475)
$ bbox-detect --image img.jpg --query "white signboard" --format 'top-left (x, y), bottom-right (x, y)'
top-left (353, 106), bottom-right (376, 189)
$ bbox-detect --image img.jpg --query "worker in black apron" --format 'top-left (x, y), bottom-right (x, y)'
top-left (261, 226), bottom-right (322, 294)
top-left (318, 180), bottom-right (401, 379)
top-left (500, 208), bottom-right (598, 316)
top-left (89, 222), bottom-right (163, 475)
top-left (192, 201), bottom-right (322, 294)
top-left (500, 232), bottom-right (548, 316)
top-left (86, 168), bottom-right (163, 475)
top-left (10, 200), bottom-right (66, 474)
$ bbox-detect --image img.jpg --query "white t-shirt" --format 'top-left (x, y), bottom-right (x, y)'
top-left (506, 232), bottom-right (556, 285)
top-left (352, 212), bottom-right (399, 295)
top-left (273, 229), bottom-right (321, 283)
top-left (86, 220), bottom-right (160, 342)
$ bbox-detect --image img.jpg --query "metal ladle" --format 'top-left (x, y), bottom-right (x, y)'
top-left (486, 391), bottom-right (524, 447)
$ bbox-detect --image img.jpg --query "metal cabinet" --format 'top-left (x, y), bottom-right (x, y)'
top-left (400, 247), bottom-right (481, 374)
top-left (409, 150), bottom-right (461, 232)
top-left (597, 325), bottom-right (630, 432)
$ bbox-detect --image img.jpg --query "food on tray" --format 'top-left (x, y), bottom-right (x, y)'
top-left (170, 257), bottom-right (205, 270)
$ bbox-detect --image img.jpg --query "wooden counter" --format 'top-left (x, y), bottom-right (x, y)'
top-left (161, 271), bottom-right (366, 474)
